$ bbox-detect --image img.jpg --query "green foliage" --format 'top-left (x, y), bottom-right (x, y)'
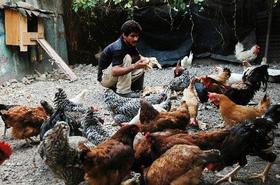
top-left (72, 0), bottom-right (206, 13)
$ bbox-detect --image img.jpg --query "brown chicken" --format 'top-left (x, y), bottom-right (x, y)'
top-left (139, 99), bottom-right (190, 133)
top-left (182, 78), bottom-right (199, 125)
top-left (208, 66), bottom-right (231, 84)
top-left (1, 102), bottom-right (51, 144)
top-left (143, 145), bottom-right (221, 185)
top-left (79, 124), bottom-right (140, 185)
top-left (0, 140), bottom-right (12, 165)
top-left (208, 93), bottom-right (270, 127)
top-left (133, 129), bottom-right (229, 170)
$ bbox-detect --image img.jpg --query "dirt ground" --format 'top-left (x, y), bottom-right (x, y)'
top-left (0, 60), bottom-right (280, 185)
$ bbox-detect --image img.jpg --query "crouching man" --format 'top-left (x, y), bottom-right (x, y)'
top-left (97, 20), bottom-right (149, 98)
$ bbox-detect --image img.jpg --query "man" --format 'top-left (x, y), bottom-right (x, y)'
top-left (97, 20), bottom-right (149, 98)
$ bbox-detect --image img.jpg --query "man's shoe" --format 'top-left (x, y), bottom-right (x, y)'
top-left (118, 92), bottom-right (140, 98)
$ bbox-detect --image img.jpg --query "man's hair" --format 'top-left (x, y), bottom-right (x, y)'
top-left (121, 20), bottom-right (142, 36)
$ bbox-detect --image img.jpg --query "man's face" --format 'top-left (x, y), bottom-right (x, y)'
top-left (123, 32), bottom-right (139, 46)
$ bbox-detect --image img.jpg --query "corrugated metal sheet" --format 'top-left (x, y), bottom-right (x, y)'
top-left (256, 7), bottom-right (280, 62)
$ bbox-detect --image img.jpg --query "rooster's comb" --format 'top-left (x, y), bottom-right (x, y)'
top-left (0, 141), bottom-right (12, 157)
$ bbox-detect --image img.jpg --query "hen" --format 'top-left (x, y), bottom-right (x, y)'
top-left (1, 101), bottom-right (52, 144)
top-left (208, 93), bottom-right (270, 127)
top-left (214, 104), bottom-right (280, 184)
top-left (173, 51), bottom-right (193, 77)
top-left (40, 105), bottom-right (81, 141)
top-left (182, 78), bottom-right (199, 125)
top-left (169, 69), bottom-right (190, 93)
top-left (208, 66), bottom-right (231, 84)
top-left (128, 97), bottom-right (172, 125)
top-left (40, 88), bottom-right (89, 140)
top-left (38, 121), bottom-right (91, 185)
top-left (235, 42), bottom-right (260, 62)
top-left (0, 103), bottom-right (19, 136)
top-left (0, 140), bottom-right (12, 165)
top-left (139, 100), bottom-right (190, 133)
top-left (79, 124), bottom-right (139, 185)
top-left (143, 145), bottom-right (221, 185)
top-left (81, 108), bottom-right (110, 145)
top-left (199, 64), bottom-right (269, 105)
top-left (133, 129), bottom-right (229, 170)
top-left (104, 89), bottom-right (167, 124)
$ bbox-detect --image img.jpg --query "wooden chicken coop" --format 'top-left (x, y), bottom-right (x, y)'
top-left (3, 2), bottom-right (78, 81)
top-left (4, 3), bottom-right (49, 52)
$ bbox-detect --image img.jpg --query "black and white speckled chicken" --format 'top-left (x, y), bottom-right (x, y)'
top-left (53, 88), bottom-right (88, 113)
top-left (82, 108), bottom-right (110, 145)
top-left (38, 121), bottom-right (92, 185)
top-left (40, 105), bottom-right (82, 141)
top-left (41, 88), bottom-right (89, 140)
top-left (104, 89), bottom-right (167, 124)
top-left (169, 69), bottom-right (190, 92)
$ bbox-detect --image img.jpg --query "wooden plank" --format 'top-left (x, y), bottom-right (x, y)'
top-left (36, 38), bottom-right (78, 81)
top-left (38, 19), bottom-right (44, 36)
top-left (22, 32), bottom-right (42, 45)
top-left (5, 9), bottom-right (20, 45)
top-left (19, 13), bottom-right (28, 52)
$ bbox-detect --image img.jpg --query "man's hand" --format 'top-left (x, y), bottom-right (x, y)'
top-left (133, 58), bottom-right (149, 69)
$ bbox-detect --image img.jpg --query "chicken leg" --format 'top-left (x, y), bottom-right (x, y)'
top-left (215, 165), bottom-right (242, 184)
top-left (248, 162), bottom-right (273, 182)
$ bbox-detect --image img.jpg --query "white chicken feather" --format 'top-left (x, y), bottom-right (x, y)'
top-left (181, 51), bottom-right (193, 69)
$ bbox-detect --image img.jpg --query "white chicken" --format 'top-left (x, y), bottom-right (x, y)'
top-left (69, 89), bottom-right (89, 106)
top-left (181, 51), bottom-right (193, 69)
top-left (235, 42), bottom-right (260, 63)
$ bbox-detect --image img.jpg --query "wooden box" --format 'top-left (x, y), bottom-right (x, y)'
top-left (4, 9), bottom-right (44, 52)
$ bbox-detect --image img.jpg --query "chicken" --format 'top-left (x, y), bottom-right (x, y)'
top-left (182, 78), bottom-right (199, 125)
top-left (142, 86), bottom-right (166, 97)
top-left (214, 104), bottom-right (280, 184)
top-left (40, 105), bottom-right (82, 141)
top-left (127, 97), bottom-right (172, 126)
top-left (144, 57), bottom-right (162, 70)
top-left (173, 51), bottom-right (193, 78)
top-left (0, 103), bottom-right (19, 137)
top-left (235, 42), bottom-right (260, 62)
top-left (208, 93), bottom-right (270, 127)
top-left (41, 88), bottom-right (89, 139)
top-left (0, 140), bottom-right (12, 165)
top-left (79, 124), bottom-right (140, 185)
top-left (209, 66), bottom-right (231, 84)
top-left (1, 101), bottom-right (52, 144)
top-left (181, 51), bottom-right (193, 69)
top-left (69, 89), bottom-right (89, 106)
top-left (53, 88), bottom-right (88, 113)
top-left (174, 60), bottom-right (184, 77)
top-left (139, 99), bottom-right (190, 133)
top-left (143, 145), bottom-right (221, 185)
top-left (133, 129), bottom-right (229, 170)
top-left (199, 64), bottom-right (269, 105)
top-left (81, 108), bottom-right (110, 145)
top-left (104, 89), bottom-right (167, 124)
top-left (38, 121), bottom-right (91, 185)
top-left (169, 69), bottom-right (190, 93)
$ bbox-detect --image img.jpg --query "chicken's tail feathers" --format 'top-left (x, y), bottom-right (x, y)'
top-left (0, 140), bottom-right (12, 158)
top-left (235, 42), bottom-right (244, 55)
top-left (0, 104), bottom-right (17, 112)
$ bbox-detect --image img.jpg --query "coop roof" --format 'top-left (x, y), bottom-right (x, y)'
top-left (1, 1), bottom-right (54, 18)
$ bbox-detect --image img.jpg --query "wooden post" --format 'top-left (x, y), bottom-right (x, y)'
top-left (263, 0), bottom-right (273, 64)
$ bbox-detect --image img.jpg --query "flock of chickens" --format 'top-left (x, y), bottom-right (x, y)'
top-left (0, 42), bottom-right (280, 185)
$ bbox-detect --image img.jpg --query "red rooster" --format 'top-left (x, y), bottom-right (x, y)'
top-left (0, 140), bottom-right (12, 165)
